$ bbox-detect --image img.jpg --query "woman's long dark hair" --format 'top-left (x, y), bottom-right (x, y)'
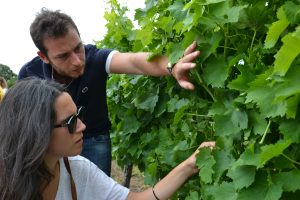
top-left (0, 78), bottom-right (65, 200)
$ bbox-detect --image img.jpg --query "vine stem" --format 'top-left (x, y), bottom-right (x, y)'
top-left (184, 145), bottom-right (200, 151)
top-left (281, 153), bottom-right (300, 165)
top-left (185, 113), bottom-right (213, 118)
top-left (250, 30), bottom-right (257, 50)
top-left (259, 119), bottom-right (271, 144)
top-left (224, 24), bottom-right (228, 58)
top-left (227, 34), bottom-right (253, 39)
top-left (195, 70), bottom-right (217, 102)
top-left (218, 46), bottom-right (237, 51)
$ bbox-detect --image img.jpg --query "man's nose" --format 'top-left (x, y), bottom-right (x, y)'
top-left (71, 52), bottom-right (81, 66)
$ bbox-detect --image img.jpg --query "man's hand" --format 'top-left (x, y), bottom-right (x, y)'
top-left (172, 41), bottom-right (200, 90)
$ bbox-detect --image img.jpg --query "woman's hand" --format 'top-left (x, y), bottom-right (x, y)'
top-left (183, 141), bottom-right (216, 175)
top-left (127, 141), bottom-right (216, 200)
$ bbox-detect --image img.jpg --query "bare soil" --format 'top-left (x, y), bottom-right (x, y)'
top-left (111, 160), bottom-right (149, 192)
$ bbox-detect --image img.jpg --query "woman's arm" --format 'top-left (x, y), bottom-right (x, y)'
top-left (126, 141), bottom-right (215, 200)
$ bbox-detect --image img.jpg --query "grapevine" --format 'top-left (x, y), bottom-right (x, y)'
top-left (97, 0), bottom-right (300, 199)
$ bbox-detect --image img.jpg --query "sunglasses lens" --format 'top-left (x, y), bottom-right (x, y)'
top-left (65, 107), bottom-right (85, 134)
top-left (67, 116), bottom-right (77, 134)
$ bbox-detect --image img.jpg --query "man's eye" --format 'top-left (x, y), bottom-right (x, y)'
top-left (75, 45), bottom-right (83, 53)
top-left (58, 55), bottom-right (68, 60)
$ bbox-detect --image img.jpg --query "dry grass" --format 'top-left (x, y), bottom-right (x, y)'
top-left (111, 160), bottom-right (149, 192)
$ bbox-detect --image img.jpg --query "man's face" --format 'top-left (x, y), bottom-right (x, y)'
top-left (39, 28), bottom-right (86, 78)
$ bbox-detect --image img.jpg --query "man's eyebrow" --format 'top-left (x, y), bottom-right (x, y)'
top-left (74, 42), bottom-right (83, 49)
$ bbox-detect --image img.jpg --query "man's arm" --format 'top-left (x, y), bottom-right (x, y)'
top-left (109, 41), bottom-right (200, 90)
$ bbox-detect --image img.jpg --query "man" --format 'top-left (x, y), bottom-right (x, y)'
top-left (18, 8), bottom-right (200, 176)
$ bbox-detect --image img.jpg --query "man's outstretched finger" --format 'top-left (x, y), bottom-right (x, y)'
top-left (181, 51), bottom-right (200, 63)
top-left (178, 80), bottom-right (195, 90)
top-left (184, 41), bottom-right (197, 56)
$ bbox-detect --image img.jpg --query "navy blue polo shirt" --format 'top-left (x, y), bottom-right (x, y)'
top-left (18, 44), bottom-right (112, 138)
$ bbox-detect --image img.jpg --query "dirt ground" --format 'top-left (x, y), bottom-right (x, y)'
top-left (111, 160), bottom-right (149, 192)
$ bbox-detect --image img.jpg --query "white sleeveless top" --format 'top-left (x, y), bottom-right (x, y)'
top-left (55, 156), bottom-right (129, 200)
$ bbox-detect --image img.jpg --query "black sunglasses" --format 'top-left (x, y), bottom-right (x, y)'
top-left (54, 106), bottom-right (85, 134)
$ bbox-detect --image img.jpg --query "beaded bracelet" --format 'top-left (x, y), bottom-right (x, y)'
top-left (152, 185), bottom-right (160, 200)
top-left (166, 62), bottom-right (175, 75)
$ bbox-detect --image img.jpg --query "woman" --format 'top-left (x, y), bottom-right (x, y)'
top-left (0, 78), bottom-right (215, 200)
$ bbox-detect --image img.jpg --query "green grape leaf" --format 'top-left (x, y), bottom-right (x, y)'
top-left (196, 148), bottom-right (216, 184)
top-left (174, 104), bottom-right (189, 124)
top-left (233, 143), bottom-right (260, 168)
top-left (231, 107), bottom-right (248, 130)
top-left (120, 115), bottom-right (142, 134)
top-left (273, 170), bottom-right (300, 192)
top-left (199, 31), bottom-right (223, 62)
top-left (274, 65), bottom-right (300, 118)
top-left (214, 115), bottom-right (241, 136)
top-left (167, 98), bottom-right (189, 112)
top-left (168, 1), bottom-right (186, 21)
top-left (144, 162), bottom-right (158, 184)
top-left (203, 56), bottom-right (228, 88)
top-left (259, 139), bottom-right (292, 168)
top-left (283, 1), bottom-right (300, 24)
top-left (208, 101), bottom-right (227, 116)
top-left (155, 16), bottom-right (174, 33)
top-left (135, 25), bottom-right (153, 46)
top-left (213, 102), bottom-right (248, 136)
top-left (101, 1), bottom-right (300, 198)
top-left (185, 191), bottom-right (199, 200)
top-left (181, 12), bottom-right (195, 33)
top-left (227, 64), bottom-right (256, 92)
top-left (133, 84), bottom-right (159, 113)
top-left (246, 69), bottom-right (287, 118)
top-left (272, 28), bottom-right (300, 76)
top-left (227, 166), bottom-right (256, 190)
top-left (201, 0), bottom-right (226, 5)
top-left (279, 116), bottom-right (300, 143)
top-left (168, 42), bottom-right (185, 64)
top-left (248, 110), bottom-right (268, 136)
top-left (227, 5), bottom-right (248, 23)
top-left (237, 171), bottom-right (283, 200)
top-left (285, 94), bottom-right (300, 119)
top-left (207, 182), bottom-right (238, 200)
top-left (264, 7), bottom-right (289, 49)
top-left (214, 150), bottom-right (236, 182)
top-left (153, 93), bottom-right (169, 118)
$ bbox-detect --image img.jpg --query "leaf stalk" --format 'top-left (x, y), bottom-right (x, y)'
top-left (250, 30), bottom-right (257, 50)
top-left (259, 119), bottom-right (271, 144)
top-left (195, 70), bottom-right (217, 102)
top-left (281, 153), bottom-right (300, 166)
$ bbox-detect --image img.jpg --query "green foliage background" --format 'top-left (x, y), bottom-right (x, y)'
top-left (97, 0), bottom-right (300, 199)
top-left (0, 64), bottom-right (17, 87)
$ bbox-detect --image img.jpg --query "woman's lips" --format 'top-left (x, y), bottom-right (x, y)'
top-left (75, 137), bottom-right (83, 144)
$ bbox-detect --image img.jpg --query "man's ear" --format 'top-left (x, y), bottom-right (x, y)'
top-left (37, 51), bottom-right (50, 64)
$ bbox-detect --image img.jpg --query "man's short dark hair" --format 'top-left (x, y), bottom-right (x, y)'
top-left (30, 8), bottom-right (80, 55)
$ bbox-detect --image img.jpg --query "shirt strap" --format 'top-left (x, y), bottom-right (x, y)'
top-left (63, 157), bottom-right (77, 200)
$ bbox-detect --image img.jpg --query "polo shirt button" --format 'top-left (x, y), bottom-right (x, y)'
top-left (82, 87), bottom-right (88, 93)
